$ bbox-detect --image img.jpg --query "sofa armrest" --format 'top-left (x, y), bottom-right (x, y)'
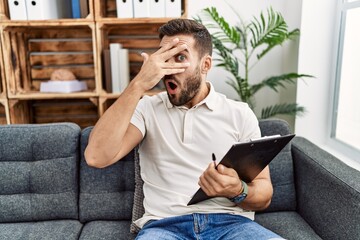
top-left (292, 137), bottom-right (360, 239)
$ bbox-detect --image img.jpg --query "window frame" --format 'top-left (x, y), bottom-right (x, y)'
top-left (329, 0), bottom-right (360, 162)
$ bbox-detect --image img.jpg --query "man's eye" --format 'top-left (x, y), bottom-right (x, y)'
top-left (176, 54), bottom-right (186, 62)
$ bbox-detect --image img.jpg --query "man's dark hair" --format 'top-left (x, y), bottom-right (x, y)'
top-left (159, 19), bottom-right (212, 57)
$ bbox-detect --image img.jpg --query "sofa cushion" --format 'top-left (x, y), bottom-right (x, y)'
top-left (292, 137), bottom-right (360, 240)
top-left (79, 127), bottom-right (135, 222)
top-left (0, 220), bottom-right (83, 240)
top-left (258, 119), bottom-right (296, 212)
top-left (131, 148), bottom-right (144, 233)
top-left (79, 221), bottom-right (137, 240)
top-left (0, 123), bottom-right (80, 222)
top-left (255, 211), bottom-right (321, 240)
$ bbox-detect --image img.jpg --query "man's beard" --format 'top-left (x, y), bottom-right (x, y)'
top-left (166, 67), bottom-right (201, 107)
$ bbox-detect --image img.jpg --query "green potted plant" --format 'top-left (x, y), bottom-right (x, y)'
top-left (195, 7), bottom-right (313, 119)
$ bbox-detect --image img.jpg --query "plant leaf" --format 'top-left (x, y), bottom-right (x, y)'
top-left (248, 8), bottom-right (291, 59)
top-left (260, 103), bottom-right (305, 119)
top-left (203, 7), bottom-right (241, 47)
top-left (250, 73), bottom-right (314, 95)
top-left (288, 29), bottom-right (300, 40)
top-left (212, 37), bottom-right (239, 76)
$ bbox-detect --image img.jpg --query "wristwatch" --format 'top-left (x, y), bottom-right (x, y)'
top-left (229, 180), bottom-right (248, 204)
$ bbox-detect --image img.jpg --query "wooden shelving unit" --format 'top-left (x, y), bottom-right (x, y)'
top-left (0, 98), bottom-right (9, 124)
top-left (2, 24), bottom-right (97, 97)
top-left (0, 0), bottom-right (187, 128)
top-left (0, 34), bottom-right (9, 124)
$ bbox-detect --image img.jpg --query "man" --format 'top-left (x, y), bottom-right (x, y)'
top-left (85, 19), bottom-right (283, 240)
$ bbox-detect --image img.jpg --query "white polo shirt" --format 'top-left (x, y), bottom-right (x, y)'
top-left (130, 83), bottom-right (261, 228)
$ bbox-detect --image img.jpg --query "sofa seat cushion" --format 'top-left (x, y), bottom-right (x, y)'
top-left (79, 220), bottom-right (137, 240)
top-left (258, 119), bottom-right (296, 212)
top-left (255, 211), bottom-right (321, 240)
top-left (0, 220), bottom-right (82, 240)
top-left (0, 123), bottom-right (80, 222)
top-left (79, 127), bottom-right (135, 223)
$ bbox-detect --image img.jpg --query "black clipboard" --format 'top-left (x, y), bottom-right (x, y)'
top-left (187, 134), bottom-right (295, 205)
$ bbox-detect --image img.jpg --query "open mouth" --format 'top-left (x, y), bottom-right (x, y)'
top-left (168, 81), bottom-right (177, 90)
top-left (164, 78), bottom-right (179, 95)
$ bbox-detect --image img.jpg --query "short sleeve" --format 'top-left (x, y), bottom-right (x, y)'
top-left (130, 98), bottom-right (147, 137)
top-left (238, 104), bottom-right (261, 141)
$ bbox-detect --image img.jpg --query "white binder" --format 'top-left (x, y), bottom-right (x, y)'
top-left (116, 0), bottom-right (134, 18)
top-left (8, 0), bottom-right (28, 20)
top-left (165, 0), bottom-right (181, 17)
top-left (118, 48), bottom-right (130, 92)
top-left (110, 43), bottom-right (122, 93)
top-left (149, 0), bottom-right (165, 18)
top-left (25, 0), bottom-right (71, 20)
top-left (133, 0), bottom-right (150, 18)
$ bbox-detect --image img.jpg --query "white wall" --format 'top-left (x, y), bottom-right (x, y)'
top-left (296, 0), bottom-right (338, 143)
top-left (187, 0), bottom-right (303, 129)
top-left (296, 0), bottom-right (360, 169)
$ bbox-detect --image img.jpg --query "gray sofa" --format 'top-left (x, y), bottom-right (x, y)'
top-left (0, 119), bottom-right (359, 240)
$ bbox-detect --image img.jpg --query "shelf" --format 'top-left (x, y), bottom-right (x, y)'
top-left (0, 19), bottom-right (94, 27)
top-left (97, 89), bottom-right (164, 116)
top-left (96, 17), bottom-right (178, 25)
top-left (7, 91), bottom-right (98, 100)
top-left (8, 98), bottom-right (98, 128)
top-left (99, 89), bottom-right (164, 99)
top-left (2, 24), bottom-right (99, 98)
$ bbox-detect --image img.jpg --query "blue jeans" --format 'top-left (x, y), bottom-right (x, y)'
top-left (135, 213), bottom-right (284, 240)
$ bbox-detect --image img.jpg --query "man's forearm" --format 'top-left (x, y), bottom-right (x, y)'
top-left (85, 38), bottom-right (190, 168)
top-left (84, 81), bottom-right (144, 168)
top-left (239, 179), bottom-right (273, 211)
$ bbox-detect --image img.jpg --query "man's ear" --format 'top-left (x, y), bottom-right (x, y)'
top-left (201, 55), bottom-right (212, 74)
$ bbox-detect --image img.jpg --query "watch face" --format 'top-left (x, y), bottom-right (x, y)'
top-left (230, 193), bottom-right (247, 204)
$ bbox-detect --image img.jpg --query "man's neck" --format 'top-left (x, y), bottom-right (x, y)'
top-left (183, 81), bottom-right (210, 109)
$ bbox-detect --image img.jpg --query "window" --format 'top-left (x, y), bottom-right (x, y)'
top-left (296, 0), bottom-right (360, 168)
top-left (332, 0), bottom-right (360, 151)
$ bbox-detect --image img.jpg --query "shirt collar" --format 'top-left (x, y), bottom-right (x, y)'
top-left (164, 82), bottom-right (218, 111)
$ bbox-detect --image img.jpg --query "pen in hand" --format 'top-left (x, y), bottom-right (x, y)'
top-left (212, 153), bottom-right (217, 170)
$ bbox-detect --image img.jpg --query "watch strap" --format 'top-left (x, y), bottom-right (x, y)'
top-left (229, 180), bottom-right (248, 204)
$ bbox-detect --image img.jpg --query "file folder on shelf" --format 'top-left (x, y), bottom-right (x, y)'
top-left (8, 0), bottom-right (28, 20)
top-left (26, 0), bottom-right (71, 20)
top-left (116, 0), bottom-right (134, 18)
top-left (71, 0), bottom-right (81, 18)
top-left (118, 48), bottom-right (130, 92)
top-left (110, 44), bottom-right (130, 93)
top-left (103, 49), bottom-right (113, 93)
top-left (133, 0), bottom-right (150, 18)
top-left (80, 0), bottom-right (89, 18)
top-left (165, 0), bottom-right (181, 17)
top-left (110, 43), bottom-right (122, 93)
top-left (149, 0), bottom-right (165, 18)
